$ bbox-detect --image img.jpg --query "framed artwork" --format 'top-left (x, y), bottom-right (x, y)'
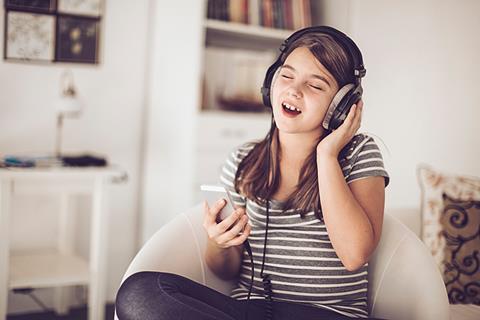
top-left (58, 0), bottom-right (102, 17)
top-left (3, 0), bottom-right (103, 64)
top-left (56, 15), bottom-right (99, 63)
top-left (4, 10), bottom-right (55, 61)
top-left (5, 0), bottom-right (56, 13)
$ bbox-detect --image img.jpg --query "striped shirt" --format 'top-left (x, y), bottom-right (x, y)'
top-left (219, 133), bottom-right (390, 318)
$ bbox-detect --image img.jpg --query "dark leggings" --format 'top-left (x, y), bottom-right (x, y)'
top-left (115, 271), bottom-right (385, 320)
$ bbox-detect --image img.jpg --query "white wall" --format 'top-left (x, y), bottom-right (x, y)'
top-left (0, 0), bottom-right (149, 313)
top-left (348, 0), bottom-right (480, 209)
top-left (141, 0), bottom-right (205, 242)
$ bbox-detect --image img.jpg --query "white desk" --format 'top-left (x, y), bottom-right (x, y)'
top-left (0, 167), bottom-right (126, 320)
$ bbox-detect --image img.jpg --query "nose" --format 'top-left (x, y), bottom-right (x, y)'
top-left (287, 84), bottom-right (302, 99)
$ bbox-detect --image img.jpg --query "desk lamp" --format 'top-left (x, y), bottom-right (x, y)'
top-left (54, 70), bottom-right (83, 159)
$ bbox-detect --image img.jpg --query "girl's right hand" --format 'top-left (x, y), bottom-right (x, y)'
top-left (202, 199), bottom-right (251, 249)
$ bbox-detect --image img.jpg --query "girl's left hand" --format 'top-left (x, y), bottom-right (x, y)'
top-left (316, 100), bottom-right (363, 158)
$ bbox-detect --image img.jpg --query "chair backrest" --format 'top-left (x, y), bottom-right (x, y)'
top-left (367, 213), bottom-right (450, 319)
top-left (119, 204), bottom-right (450, 320)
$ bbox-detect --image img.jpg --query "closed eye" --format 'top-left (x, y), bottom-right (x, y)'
top-left (281, 74), bottom-right (293, 79)
top-left (310, 84), bottom-right (323, 91)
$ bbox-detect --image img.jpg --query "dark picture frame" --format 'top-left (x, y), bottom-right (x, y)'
top-left (56, 15), bottom-right (99, 63)
top-left (5, 0), bottom-right (57, 13)
top-left (3, 0), bottom-right (103, 64)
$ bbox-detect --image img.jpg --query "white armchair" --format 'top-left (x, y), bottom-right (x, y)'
top-left (116, 204), bottom-right (450, 320)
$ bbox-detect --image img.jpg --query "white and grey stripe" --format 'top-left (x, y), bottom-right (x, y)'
top-left (219, 133), bottom-right (389, 318)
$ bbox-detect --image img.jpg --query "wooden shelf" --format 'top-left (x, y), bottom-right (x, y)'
top-left (204, 19), bottom-right (293, 50)
top-left (205, 19), bottom-right (293, 40)
top-left (9, 251), bottom-right (90, 289)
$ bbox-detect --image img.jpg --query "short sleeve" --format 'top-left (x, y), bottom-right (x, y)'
top-left (343, 134), bottom-right (390, 187)
top-left (219, 143), bottom-right (254, 208)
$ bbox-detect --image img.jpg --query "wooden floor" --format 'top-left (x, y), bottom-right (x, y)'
top-left (7, 304), bottom-right (115, 320)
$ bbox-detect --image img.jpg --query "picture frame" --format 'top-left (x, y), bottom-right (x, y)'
top-left (4, 10), bottom-right (55, 62)
top-left (55, 15), bottom-right (99, 63)
top-left (5, 0), bottom-right (56, 13)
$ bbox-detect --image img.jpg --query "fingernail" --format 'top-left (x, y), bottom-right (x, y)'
top-left (217, 199), bottom-right (225, 205)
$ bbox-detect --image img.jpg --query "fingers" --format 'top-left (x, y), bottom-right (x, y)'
top-left (345, 102), bottom-right (362, 132)
top-left (354, 102), bottom-right (363, 130)
top-left (204, 207), bottom-right (250, 249)
top-left (225, 223), bottom-right (252, 247)
top-left (202, 198), bottom-right (226, 228)
top-left (216, 212), bottom-right (249, 244)
top-left (356, 99), bottom-right (364, 109)
top-left (217, 207), bottom-right (244, 233)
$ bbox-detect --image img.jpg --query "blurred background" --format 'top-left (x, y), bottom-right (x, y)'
top-left (0, 0), bottom-right (478, 318)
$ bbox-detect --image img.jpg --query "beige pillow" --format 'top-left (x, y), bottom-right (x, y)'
top-left (417, 164), bottom-right (480, 274)
top-left (441, 194), bottom-right (480, 305)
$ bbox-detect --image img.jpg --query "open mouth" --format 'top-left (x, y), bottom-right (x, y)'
top-left (282, 102), bottom-right (302, 116)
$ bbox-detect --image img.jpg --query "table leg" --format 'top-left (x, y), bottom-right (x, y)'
top-left (88, 178), bottom-right (108, 320)
top-left (0, 181), bottom-right (13, 319)
top-left (54, 193), bottom-right (75, 315)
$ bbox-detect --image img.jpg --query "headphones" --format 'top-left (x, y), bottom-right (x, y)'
top-left (261, 26), bottom-right (366, 131)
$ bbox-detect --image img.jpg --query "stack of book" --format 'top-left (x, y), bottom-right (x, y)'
top-left (207, 0), bottom-right (312, 30)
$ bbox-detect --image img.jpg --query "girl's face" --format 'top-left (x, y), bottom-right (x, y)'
top-left (271, 47), bottom-right (339, 138)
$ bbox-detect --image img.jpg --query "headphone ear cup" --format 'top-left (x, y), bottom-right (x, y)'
top-left (267, 68), bottom-right (281, 106)
top-left (322, 84), bottom-right (354, 130)
top-left (262, 60), bottom-right (283, 108)
top-left (328, 84), bottom-right (363, 130)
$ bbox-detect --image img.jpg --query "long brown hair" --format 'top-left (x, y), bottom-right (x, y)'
top-left (235, 32), bottom-right (355, 219)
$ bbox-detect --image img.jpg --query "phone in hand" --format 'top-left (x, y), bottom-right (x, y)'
top-left (200, 184), bottom-right (236, 221)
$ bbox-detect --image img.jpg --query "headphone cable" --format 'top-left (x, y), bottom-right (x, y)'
top-left (260, 200), bottom-right (273, 320)
top-left (243, 240), bottom-right (254, 320)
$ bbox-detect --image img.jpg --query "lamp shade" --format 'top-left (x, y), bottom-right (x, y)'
top-left (54, 94), bottom-right (83, 117)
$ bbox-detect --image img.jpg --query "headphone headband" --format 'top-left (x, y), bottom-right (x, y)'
top-left (280, 26), bottom-right (366, 81)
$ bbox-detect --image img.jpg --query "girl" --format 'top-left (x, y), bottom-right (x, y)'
top-left (116, 26), bottom-right (389, 320)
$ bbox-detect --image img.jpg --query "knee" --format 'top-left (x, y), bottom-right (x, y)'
top-left (115, 271), bottom-right (159, 320)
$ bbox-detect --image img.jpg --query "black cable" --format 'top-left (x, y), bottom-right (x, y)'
top-left (260, 200), bottom-right (273, 320)
top-left (243, 240), bottom-right (254, 320)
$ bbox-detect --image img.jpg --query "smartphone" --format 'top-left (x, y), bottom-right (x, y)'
top-left (200, 184), bottom-right (236, 221)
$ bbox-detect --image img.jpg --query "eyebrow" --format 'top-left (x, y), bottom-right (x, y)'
top-left (281, 64), bottom-right (331, 87)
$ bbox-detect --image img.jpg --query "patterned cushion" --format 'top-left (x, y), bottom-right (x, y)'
top-left (441, 194), bottom-right (480, 305)
top-left (417, 164), bottom-right (480, 273)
